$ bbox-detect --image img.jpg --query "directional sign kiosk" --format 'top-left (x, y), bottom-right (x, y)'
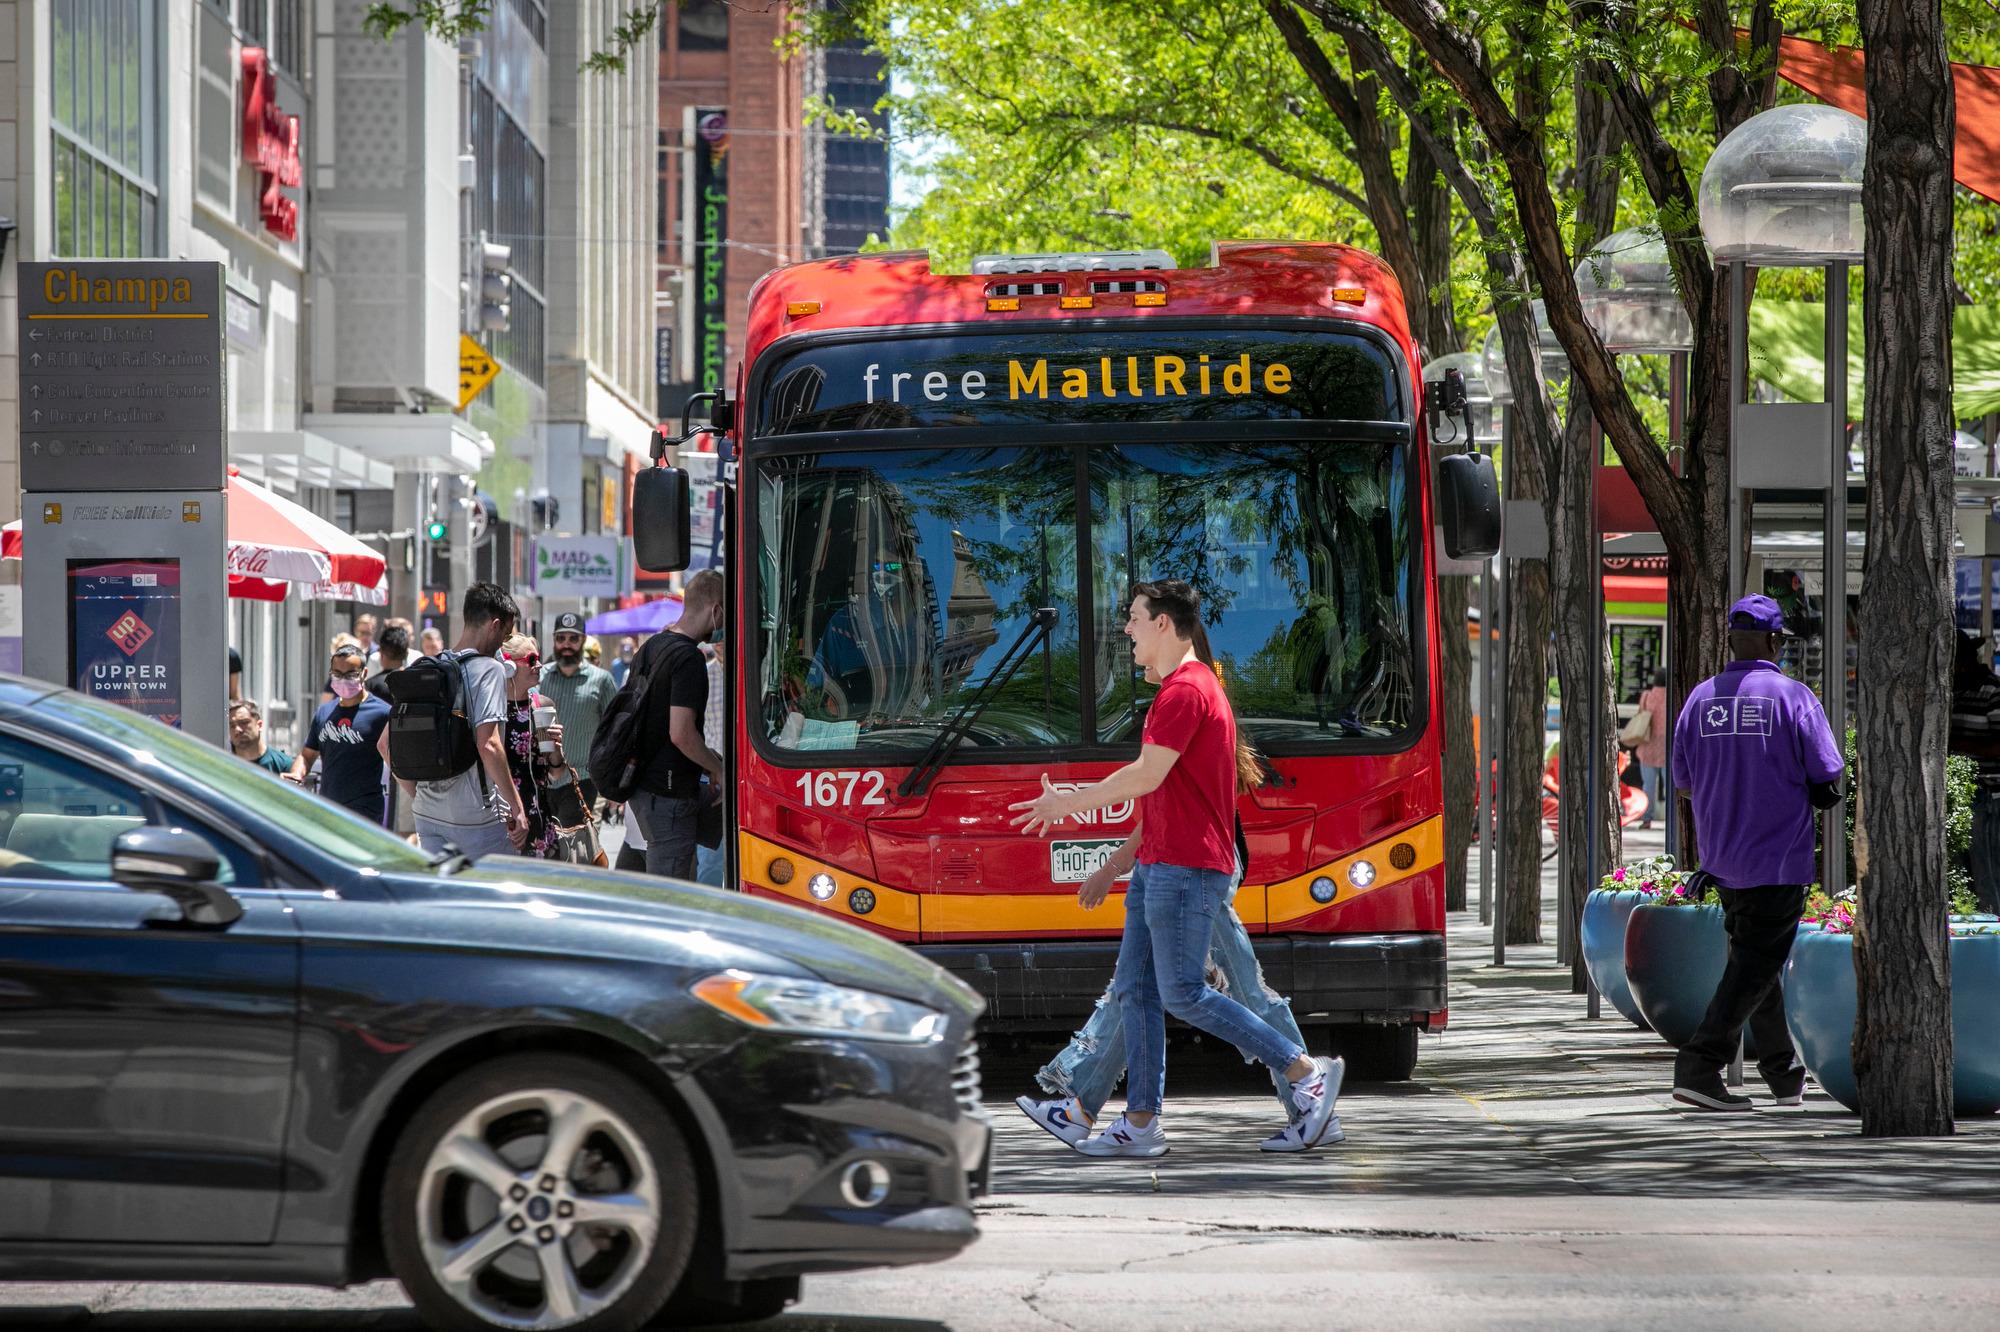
top-left (18, 261), bottom-right (229, 744)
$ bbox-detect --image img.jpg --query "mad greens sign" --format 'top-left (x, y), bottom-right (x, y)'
top-left (530, 536), bottom-right (629, 598)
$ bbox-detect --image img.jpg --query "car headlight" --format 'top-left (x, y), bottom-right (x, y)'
top-left (691, 970), bottom-right (946, 1044)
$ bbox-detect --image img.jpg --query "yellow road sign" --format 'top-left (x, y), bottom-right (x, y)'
top-left (458, 334), bottom-right (501, 410)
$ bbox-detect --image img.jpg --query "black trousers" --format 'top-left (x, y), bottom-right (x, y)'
top-left (1674, 884), bottom-right (1808, 1087)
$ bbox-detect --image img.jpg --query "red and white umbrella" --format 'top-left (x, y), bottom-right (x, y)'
top-left (3, 469), bottom-right (389, 604)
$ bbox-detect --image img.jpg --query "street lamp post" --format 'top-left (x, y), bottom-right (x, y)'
top-left (1575, 227), bottom-right (1697, 1017)
top-left (1698, 103), bottom-right (1867, 907)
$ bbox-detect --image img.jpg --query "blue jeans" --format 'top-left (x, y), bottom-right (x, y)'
top-left (1639, 764), bottom-right (1664, 824)
top-left (694, 842), bottom-right (725, 886)
top-left (1116, 860), bottom-right (1307, 1116)
top-left (1038, 875), bottom-right (1303, 1122)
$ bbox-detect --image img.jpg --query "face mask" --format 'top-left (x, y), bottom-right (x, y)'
top-left (330, 677), bottom-right (364, 700)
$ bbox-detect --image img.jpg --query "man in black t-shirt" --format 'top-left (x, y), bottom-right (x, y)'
top-left (629, 570), bottom-right (725, 878)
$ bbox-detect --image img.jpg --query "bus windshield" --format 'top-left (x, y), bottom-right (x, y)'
top-left (752, 437), bottom-right (1418, 758)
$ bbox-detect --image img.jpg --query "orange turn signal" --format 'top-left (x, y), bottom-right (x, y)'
top-left (1332, 286), bottom-right (1368, 303)
top-left (785, 301), bottom-right (822, 318)
top-left (1133, 291), bottom-right (1168, 307)
top-left (986, 297), bottom-right (1020, 312)
top-left (769, 857), bottom-right (795, 885)
top-left (1389, 842), bottom-right (1417, 871)
top-left (1059, 295), bottom-right (1094, 310)
top-left (691, 973), bottom-right (774, 1027)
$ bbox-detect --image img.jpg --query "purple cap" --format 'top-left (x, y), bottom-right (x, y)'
top-left (1728, 594), bottom-right (1787, 634)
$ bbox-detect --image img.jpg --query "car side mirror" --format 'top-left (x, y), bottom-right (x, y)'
top-left (632, 466), bottom-right (692, 574)
top-left (112, 826), bottom-right (240, 928)
top-left (1437, 451), bottom-right (1502, 560)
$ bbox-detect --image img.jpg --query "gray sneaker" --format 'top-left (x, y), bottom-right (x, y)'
top-left (1076, 1113), bottom-right (1168, 1158)
top-left (1289, 1055), bottom-right (1345, 1146)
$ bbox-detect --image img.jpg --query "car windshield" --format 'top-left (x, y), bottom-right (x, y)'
top-left (753, 437), bottom-right (1418, 756)
top-left (40, 691), bottom-right (438, 874)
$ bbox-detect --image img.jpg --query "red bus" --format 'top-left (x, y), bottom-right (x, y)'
top-left (636, 243), bottom-right (1498, 1080)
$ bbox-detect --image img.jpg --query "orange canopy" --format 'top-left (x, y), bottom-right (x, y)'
top-left (1771, 34), bottom-right (2000, 204)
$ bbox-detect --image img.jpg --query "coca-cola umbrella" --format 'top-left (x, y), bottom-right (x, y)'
top-left (2, 469), bottom-right (388, 603)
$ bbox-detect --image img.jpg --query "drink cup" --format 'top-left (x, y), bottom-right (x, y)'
top-left (534, 704), bottom-right (557, 753)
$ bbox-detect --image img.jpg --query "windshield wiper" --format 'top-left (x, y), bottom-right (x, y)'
top-left (898, 607), bottom-right (1058, 798)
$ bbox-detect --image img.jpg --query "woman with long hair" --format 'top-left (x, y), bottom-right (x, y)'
top-left (1013, 609), bottom-right (1334, 1154)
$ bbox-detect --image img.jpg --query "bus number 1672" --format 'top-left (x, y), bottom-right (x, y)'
top-left (793, 769), bottom-right (889, 808)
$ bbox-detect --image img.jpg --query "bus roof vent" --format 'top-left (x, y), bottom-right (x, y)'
top-left (969, 249), bottom-right (1174, 275)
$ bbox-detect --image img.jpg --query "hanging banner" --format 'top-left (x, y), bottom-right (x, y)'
top-left (693, 108), bottom-right (730, 394)
top-left (530, 535), bottom-right (628, 597)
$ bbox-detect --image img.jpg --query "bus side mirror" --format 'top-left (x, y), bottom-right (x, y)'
top-left (1437, 451), bottom-right (1501, 560)
top-left (632, 466), bottom-right (692, 573)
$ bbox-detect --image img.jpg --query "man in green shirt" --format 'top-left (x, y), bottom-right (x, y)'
top-left (228, 699), bottom-right (292, 776)
top-left (539, 612), bottom-right (619, 812)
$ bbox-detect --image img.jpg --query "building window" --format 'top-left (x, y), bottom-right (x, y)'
top-left (51, 0), bottom-right (158, 258)
top-left (507, 0), bottom-right (547, 48)
top-left (473, 79), bottom-right (547, 386)
top-left (239, 0), bottom-right (268, 45)
top-left (271, 1), bottom-right (304, 75)
top-left (677, 0), bottom-right (728, 52)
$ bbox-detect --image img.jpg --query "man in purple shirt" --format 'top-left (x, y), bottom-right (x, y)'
top-left (1669, 594), bottom-right (1845, 1112)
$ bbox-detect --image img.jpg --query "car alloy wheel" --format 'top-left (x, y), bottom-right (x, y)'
top-left (384, 1055), bottom-right (696, 1332)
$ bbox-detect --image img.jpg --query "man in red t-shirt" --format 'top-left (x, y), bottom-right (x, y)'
top-left (1010, 580), bottom-right (1343, 1157)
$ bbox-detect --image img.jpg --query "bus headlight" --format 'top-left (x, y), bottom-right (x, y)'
top-left (1309, 876), bottom-right (1337, 903)
top-left (1347, 860), bottom-right (1378, 889)
top-left (808, 873), bottom-right (837, 901)
top-left (692, 971), bottom-right (945, 1044)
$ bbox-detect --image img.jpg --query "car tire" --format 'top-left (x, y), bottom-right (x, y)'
top-left (381, 1053), bottom-right (698, 1332)
top-left (657, 1274), bottom-right (800, 1326)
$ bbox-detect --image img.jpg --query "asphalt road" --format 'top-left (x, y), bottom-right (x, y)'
top-left (9, 849), bottom-right (2000, 1330)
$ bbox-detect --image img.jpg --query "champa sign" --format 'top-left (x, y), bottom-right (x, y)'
top-left (530, 536), bottom-right (628, 597)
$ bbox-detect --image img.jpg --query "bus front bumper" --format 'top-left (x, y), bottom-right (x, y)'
top-left (914, 932), bottom-right (1447, 1033)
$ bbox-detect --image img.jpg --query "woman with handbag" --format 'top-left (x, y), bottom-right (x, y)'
top-left (501, 636), bottom-right (564, 859)
top-left (1628, 669), bottom-right (1671, 829)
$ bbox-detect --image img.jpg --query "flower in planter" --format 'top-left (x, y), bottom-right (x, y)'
top-left (1601, 854), bottom-right (1715, 906)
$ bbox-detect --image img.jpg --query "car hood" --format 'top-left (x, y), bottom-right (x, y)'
top-left (384, 857), bottom-right (981, 1016)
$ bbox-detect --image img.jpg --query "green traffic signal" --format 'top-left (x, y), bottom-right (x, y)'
top-left (425, 520), bottom-right (449, 542)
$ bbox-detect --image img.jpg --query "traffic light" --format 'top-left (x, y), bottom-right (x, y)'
top-left (425, 519), bottom-right (449, 543)
top-left (477, 237), bottom-right (512, 333)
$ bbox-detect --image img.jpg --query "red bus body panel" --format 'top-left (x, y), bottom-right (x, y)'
top-left (722, 244), bottom-right (1448, 1035)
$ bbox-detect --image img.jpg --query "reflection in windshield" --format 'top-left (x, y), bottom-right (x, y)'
top-left (759, 448), bottom-right (1081, 751)
top-left (1093, 441), bottom-right (1415, 748)
top-left (756, 439), bottom-right (1418, 757)
top-left (41, 691), bottom-right (439, 874)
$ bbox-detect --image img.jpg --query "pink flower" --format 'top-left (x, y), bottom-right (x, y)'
top-left (1612, 867), bottom-right (1626, 882)
top-left (1641, 880), bottom-right (1655, 892)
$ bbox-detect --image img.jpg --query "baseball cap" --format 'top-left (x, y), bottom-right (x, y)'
top-left (552, 612), bottom-right (585, 634)
top-left (1728, 594), bottom-right (1788, 634)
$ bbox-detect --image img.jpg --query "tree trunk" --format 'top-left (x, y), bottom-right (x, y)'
top-left (1852, 0), bottom-right (1955, 1138)
top-left (1440, 572), bottom-right (1473, 911)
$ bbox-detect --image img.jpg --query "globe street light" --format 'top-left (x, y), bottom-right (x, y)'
top-left (1699, 101), bottom-right (1866, 903)
top-left (1479, 299), bottom-right (1570, 406)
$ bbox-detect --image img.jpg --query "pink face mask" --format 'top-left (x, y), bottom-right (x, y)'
top-left (330, 677), bottom-right (365, 701)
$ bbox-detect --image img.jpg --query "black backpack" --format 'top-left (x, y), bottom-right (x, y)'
top-left (383, 651), bottom-right (483, 783)
top-left (589, 634), bottom-right (693, 801)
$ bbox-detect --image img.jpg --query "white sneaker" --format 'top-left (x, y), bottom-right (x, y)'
top-left (1289, 1055), bottom-right (1345, 1146)
top-left (1260, 1114), bottom-right (1345, 1152)
top-left (1076, 1113), bottom-right (1168, 1158)
top-left (1014, 1095), bottom-right (1093, 1148)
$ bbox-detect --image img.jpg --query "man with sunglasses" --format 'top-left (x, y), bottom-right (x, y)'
top-left (288, 641), bottom-right (393, 824)
top-left (539, 612), bottom-right (619, 818)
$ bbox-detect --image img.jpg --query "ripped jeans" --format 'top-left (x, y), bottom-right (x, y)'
top-left (1035, 868), bottom-right (1305, 1122)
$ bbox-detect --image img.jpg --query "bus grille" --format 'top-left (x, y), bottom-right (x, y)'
top-left (951, 1039), bottom-right (984, 1118)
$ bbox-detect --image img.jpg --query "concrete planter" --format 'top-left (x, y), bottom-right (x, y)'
top-left (1781, 927), bottom-right (2000, 1117)
top-left (1624, 902), bottom-right (1730, 1048)
top-left (1581, 889), bottom-right (1650, 1028)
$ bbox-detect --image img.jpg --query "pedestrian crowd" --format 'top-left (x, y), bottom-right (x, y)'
top-left (228, 587), bottom-right (716, 880)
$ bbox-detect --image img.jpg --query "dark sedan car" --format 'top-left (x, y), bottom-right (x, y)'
top-left (0, 677), bottom-right (989, 1331)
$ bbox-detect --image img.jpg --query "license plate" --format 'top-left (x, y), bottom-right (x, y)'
top-left (1050, 838), bottom-right (1123, 884)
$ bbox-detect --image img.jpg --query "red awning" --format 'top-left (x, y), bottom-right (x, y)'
top-left (1768, 34), bottom-right (2000, 204)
